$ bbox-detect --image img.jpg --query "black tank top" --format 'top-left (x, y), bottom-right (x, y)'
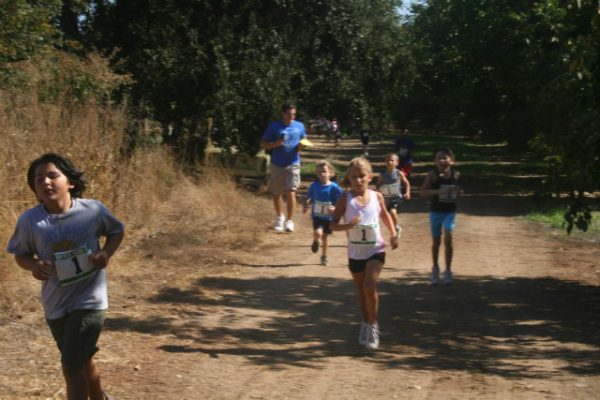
top-left (430, 170), bottom-right (458, 213)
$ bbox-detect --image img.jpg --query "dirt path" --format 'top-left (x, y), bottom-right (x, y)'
top-left (1, 135), bottom-right (599, 399)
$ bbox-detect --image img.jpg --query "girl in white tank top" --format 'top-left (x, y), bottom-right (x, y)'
top-left (344, 189), bottom-right (385, 260)
top-left (330, 157), bottom-right (398, 350)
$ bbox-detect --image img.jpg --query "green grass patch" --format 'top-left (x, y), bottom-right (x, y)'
top-left (524, 206), bottom-right (600, 234)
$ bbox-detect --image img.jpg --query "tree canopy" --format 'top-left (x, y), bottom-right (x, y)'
top-left (1, 0), bottom-right (598, 229)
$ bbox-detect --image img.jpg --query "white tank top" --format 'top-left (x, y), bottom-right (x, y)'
top-left (344, 189), bottom-right (385, 260)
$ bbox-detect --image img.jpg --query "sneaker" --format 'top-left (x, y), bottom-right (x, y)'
top-left (103, 392), bottom-right (117, 400)
top-left (395, 224), bottom-right (402, 238)
top-left (431, 265), bottom-right (440, 286)
top-left (320, 255), bottom-right (328, 266)
top-left (284, 219), bottom-right (294, 232)
top-left (365, 323), bottom-right (380, 350)
top-left (311, 240), bottom-right (319, 253)
top-left (443, 269), bottom-right (453, 285)
top-left (273, 215), bottom-right (285, 232)
top-left (359, 321), bottom-right (368, 345)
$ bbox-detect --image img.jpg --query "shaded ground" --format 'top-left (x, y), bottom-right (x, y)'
top-left (1, 134), bottom-right (599, 399)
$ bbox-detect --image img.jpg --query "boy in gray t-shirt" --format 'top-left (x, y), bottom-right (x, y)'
top-left (376, 153), bottom-right (411, 237)
top-left (6, 153), bottom-right (124, 400)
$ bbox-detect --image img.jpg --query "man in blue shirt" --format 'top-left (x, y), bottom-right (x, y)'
top-left (260, 103), bottom-right (308, 232)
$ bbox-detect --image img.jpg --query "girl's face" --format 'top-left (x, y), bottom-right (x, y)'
top-left (434, 151), bottom-right (454, 171)
top-left (316, 165), bottom-right (332, 183)
top-left (34, 163), bottom-right (74, 212)
top-left (347, 165), bottom-right (372, 192)
top-left (385, 156), bottom-right (399, 169)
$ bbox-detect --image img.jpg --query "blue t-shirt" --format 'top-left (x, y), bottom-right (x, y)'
top-left (307, 181), bottom-right (344, 221)
top-left (262, 120), bottom-right (307, 167)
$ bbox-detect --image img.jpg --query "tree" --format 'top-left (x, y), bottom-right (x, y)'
top-left (0, 0), bottom-right (62, 64)
top-left (406, 0), bottom-right (599, 232)
top-left (88, 0), bottom-right (408, 158)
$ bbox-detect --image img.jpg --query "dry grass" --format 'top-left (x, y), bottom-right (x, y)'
top-left (0, 53), bottom-right (276, 399)
top-left (0, 73), bottom-right (271, 322)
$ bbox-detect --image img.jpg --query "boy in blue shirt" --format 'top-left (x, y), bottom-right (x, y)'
top-left (303, 160), bottom-right (343, 265)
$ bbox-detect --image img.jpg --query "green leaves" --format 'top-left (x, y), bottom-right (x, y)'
top-left (0, 0), bottom-right (62, 62)
top-left (83, 0), bottom-right (407, 157)
top-left (564, 202), bottom-right (593, 234)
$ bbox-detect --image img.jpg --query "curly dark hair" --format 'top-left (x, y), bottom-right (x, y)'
top-left (27, 153), bottom-right (87, 198)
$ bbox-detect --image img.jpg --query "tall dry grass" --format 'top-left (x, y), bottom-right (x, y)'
top-left (0, 80), bottom-right (181, 313)
top-left (0, 57), bottom-right (272, 319)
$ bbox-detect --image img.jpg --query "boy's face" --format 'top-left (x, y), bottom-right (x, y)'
top-left (34, 163), bottom-right (74, 209)
top-left (347, 165), bottom-right (372, 192)
top-left (434, 151), bottom-right (454, 171)
top-left (385, 156), bottom-right (399, 169)
top-left (316, 165), bottom-right (331, 183)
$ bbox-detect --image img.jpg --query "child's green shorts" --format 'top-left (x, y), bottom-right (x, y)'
top-left (46, 309), bottom-right (106, 369)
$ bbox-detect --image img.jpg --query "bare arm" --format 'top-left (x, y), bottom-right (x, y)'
top-left (419, 171), bottom-right (442, 199)
top-left (15, 254), bottom-right (54, 281)
top-left (302, 197), bottom-right (312, 214)
top-left (375, 174), bottom-right (383, 190)
top-left (400, 171), bottom-right (411, 200)
top-left (377, 192), bottom-right (399, 249)
top-left (454, 170), bottom-right (464, 198)
top-left (330, 193), bottom-right (359, 231)
top-left (89, 231), bottom-right (125, 269)
top-left (260, 137), bottom-right (285, 150)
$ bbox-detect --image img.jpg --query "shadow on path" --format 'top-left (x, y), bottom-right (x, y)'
top-left (108, 273), bottom-right (600, 378)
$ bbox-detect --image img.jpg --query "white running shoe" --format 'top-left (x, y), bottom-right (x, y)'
top-left (274, 215), bottom-right (285, 232)
top-left (443, 269), bottom-right (453, 285)
top-left (359, 321), bottom-right (368, 345)
top-left (284, 219), bottom-right (294, 232)
top-left (365, 323), bottom-right (380, 350)
top-left (431, 265), bottom-right (440, 286)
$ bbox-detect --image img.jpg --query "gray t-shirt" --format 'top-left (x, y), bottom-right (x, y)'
top-left (380, 169), bottom-right (403, 199)
top-left (6, 198), bottom-right (125, 319)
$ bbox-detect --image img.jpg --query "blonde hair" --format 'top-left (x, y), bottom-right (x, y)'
top-left (343, 157), bottom-right (372, 187)
top-left (316, 159), bottom-right (335, 176)
top-left (384, 152), bottom-right (399, 162)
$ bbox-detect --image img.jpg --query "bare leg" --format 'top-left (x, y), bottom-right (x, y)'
top-left (64, 365), bottom-right (89, 400)
top-left (432, 236), bottom-right (441, 266)
top-left (273, 194), bottom-right (283, 217)
top-left (87, 358), bottom-right (105, 400)
top-left (313, 228), bottom-right (322, 244)
top-left (444, 231), bottom-right (453, 271)
top-left (363, 260), bottom-right (383, 324)
top-left (286, 191), bottom-right (296, 220)
top-left (390, 209), bottom-right (398, 227)
top-left (321, 234), bottom-right (329, 257)
top-left (352, 272), bottom-right (368, 322)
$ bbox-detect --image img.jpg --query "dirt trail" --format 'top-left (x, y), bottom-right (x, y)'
top-left (1, 135), bottom-right (599, 399)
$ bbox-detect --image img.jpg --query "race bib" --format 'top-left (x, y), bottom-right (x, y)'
top-left (313, 201), bottom-right (332, 218)
top-left (380, 183), bottom-right (400, 197)
top-left (439, 184), bottom-right (457, 203)
top-left (349, 224), bottom-right (378, 246)
top-left (54, 246), bottom-right (96, 286)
